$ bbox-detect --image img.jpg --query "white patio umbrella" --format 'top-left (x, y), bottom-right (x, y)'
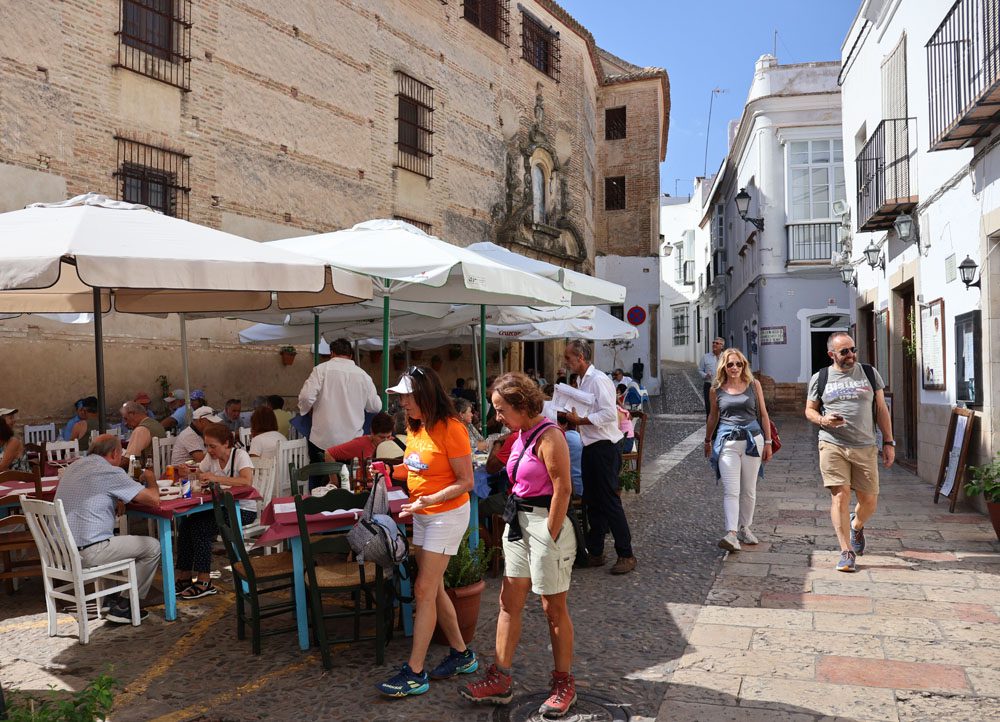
top-left (268, 219), bottom-right (570, 404)
top-left (0, 193), bottom-right (371, 427)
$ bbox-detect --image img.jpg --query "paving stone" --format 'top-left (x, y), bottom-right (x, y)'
top-left (686, 623), bottom-right (754, 650)
top-left (658, 699), bottom-right (825, 721)
top-left (812, 612), bottom-right (942, 640)
top-left (696, 606), bottom-right (814, 630)
top-left (922, 585), bottom-right (1000, 605)
top-left (718, 561), bottom-right (771, 577)
top-left (662, 669), bottom-right (742, 704)
top-left (882, 637), bottom-right (1000, 669)
top-left (751, 628), bottom-right (884, 658)
top-left (675, 646), bottom-right (815, 679)
top-left (761, 592), bottom-right (873, 614)
top-left (935, 619), bottom-right (1000, 643)
top-left (816, 655), bottom-right (970, 692)
top-left (875, 599), bottom-right (1000, 623)
top-left (966, 666), bottom-right (1000, 696)
top-left (810, 579), bottom-right (927, 601)
top-left (895, 690), bottom-right (1000, 721)
top-left (737, 677), bottom-right (899, 721)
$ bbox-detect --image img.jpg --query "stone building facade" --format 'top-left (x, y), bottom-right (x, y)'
top-left (0, 0), bottom-right (667, 421)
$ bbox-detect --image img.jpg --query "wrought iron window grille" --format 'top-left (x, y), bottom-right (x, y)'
top-left (395, 72), bottom-right (435, 179)
top-left (115, 0), bottom-right (192, 91)
top-left (520, 9), bottom-right (560, 81)
top-left (113, 136), bottom-right (191, 218)
top-left (463, 0), bottom-right (510, 46)
top-left (605, 107), bottom-right (627, 140)
top-left (605, 176), bottom-right (626, 211)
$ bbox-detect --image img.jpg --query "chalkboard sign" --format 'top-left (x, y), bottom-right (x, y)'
top-left (934, 407), bottom-right (976, 512)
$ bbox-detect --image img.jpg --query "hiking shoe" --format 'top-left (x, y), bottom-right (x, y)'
top-left (430, 647), bottom-right (478, 680)
top-left (737, 527), bottom-right (759, 545)
top-left (585, 553), bottom-right (606, 568)
top-left (376, 663), bottom-right (430, 698)
top-left (718, 532), bottom-right (741, 552)
top-left (836, 550), bottom-right (857, 572)
top-left (460, 663), bottom-right (513, 705)
top-left (610, 556), bottom-right (636, 575)
top-left (105, 599), bottom-right (148, 624)
top-left (539, 671), bottom-right (577, 718)
top-left (849, 512), bottom-right (866, 556)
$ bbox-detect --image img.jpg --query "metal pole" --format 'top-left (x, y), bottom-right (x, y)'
top-left (180, 313), bottom-right (192, 426)
top-left (313, 311), bottom-right (320, 366)
top-left (381, 286), bottom-right (391, 407)
top-left (92, 288), bottom-right (106, 432)
top-left (479, 305), bottom-right (487, 436)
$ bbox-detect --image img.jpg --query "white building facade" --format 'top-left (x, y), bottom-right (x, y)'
top-left (658, 192), bottom-right (704, 364)
top-left (701, 55), bottom-right (850, 409)
top-left (839, 0), bottom-right (1000, 487)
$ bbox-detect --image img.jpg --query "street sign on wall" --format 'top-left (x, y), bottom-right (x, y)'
top-left (760, 326), bottom-right (787, 345)
top-left (627, 306), bottom-right (646, 326)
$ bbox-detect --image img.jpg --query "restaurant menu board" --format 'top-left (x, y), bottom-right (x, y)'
top-left (920, 299), bottom-right (946, 390)
top-left (935, 407), bottom-right (975, 512)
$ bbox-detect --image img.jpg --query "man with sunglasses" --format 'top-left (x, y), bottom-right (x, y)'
top-left (805, 332), bottom-right (894, 573)
top-left (699, 338), bottom-right (725, 417)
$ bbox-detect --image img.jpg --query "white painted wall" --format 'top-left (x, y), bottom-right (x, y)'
top-left (658, 194), bottom-right (701, 364)
top-left (596, 255), bottom-right (661, 395)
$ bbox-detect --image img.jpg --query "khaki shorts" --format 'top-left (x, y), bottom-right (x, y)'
top-left (502, 508), bottom-right (576, 596)
top-left (818, 441), bottom-right (880, 495)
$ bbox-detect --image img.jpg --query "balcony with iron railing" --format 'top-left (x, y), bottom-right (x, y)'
top-left (926, 0), bottom-right (1000, 151)
top-left (786, 222), bottom-right (842, 264)
top-left (856, 118), bottom-right (917, 232)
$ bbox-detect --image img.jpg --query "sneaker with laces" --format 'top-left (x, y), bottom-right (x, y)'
top-left (849, 512), bottom-right (866, 555)
top-left (376, 663), bottom-right (430, 698)
top-left (718, 531), bottom-right (741, 552)
top-left (460, 663), bottom-right (513, 705)
top-left (538, 671), bottom-right (577, 718)
top-left (836, 550), bottom-right (857, 572)
top-left (737, 526), bottom-right (758, 545)
top-left (430, 647), bottom-right (478, 680)
top-left (105, 599), bottom-right (149, 624)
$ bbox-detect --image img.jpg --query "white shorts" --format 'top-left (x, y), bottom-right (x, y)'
top-left (411, 501), bottom-right (470, 555)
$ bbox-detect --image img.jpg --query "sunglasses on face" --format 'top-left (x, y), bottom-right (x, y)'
top-left (835, 347), bottom-right (858, 357)
top-left (726, 361), bottom-right (744, 369)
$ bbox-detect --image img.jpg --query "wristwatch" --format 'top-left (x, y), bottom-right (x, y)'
top-left (882, 440), bottom-right (896, 446)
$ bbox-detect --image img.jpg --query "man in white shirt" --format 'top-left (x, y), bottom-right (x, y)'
top-left (563, 339), bottom-right (636, 575)
top-left (170, 406), bottom-right (222, 466)
top-left (699, 338), bottom-right (725, 417)
top-left (298, 337), bottom-right (382, 468)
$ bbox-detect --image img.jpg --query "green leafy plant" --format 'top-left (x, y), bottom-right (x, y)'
top-left (279, 345), bottom-right (297, 355)
top-left (6, 671), bottom-right (117, 721)
top-left (448, 344), bottom-right (463, 360)
top-left (966, 454), bottom-right (1000, 503)
top-left (902, 310), bottom-right (918, 361)
top-left (443, 529), bottom-right (496, 589)
top-left (619, 468), bottom-right (639, 492)
top-left (155, 374), bottom-right (170, 399)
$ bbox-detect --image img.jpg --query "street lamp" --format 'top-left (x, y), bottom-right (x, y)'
top-left (958, 255), bottom-right (981, 290)
top-left (893, 213), bottom-right (916, 244)
top-left (734, 187), bottom-right (764, 231)
top-left (839, 266), bottom-right (857, 288)
top-left (864, 240), bottom-right (885, 275)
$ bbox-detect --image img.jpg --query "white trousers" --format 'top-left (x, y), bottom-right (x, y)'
top-left (718, 434), bottom-right (763, 532)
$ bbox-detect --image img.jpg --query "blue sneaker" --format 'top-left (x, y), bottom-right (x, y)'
top-left (849, 513), bottom-right (866, 556)
top-left (430, 647), bottom-right (478, 680)
top-left (376, 663), bottom-right (430, 697)
top-left (836, 550), bottom-right (857, 573)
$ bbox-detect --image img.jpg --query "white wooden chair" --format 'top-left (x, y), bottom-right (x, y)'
top-left (25, 424), bottom-right (57, 445)
top-left (45, 439), bottom-right (80, 463)
top-left (276, 438), bottom-right (308, 498)
top-left (151, 435), bottom-right (176, 479)
top-left (238, 426), bottom-right (252, 448)
top-left (287, 424), bottom-right (301, 441)
top-left (241, 457), bottom-right (277, 552)
top-left (21, 498), bottom-right (141, 644)
top-left (89, 426), bottom-right (122, 445)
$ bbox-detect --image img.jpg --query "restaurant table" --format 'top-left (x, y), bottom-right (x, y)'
top-left (253, 488), bottom-right (413, 651)
top-left (127, 485), bottom-right (260, 622)
top-left (0, 476), bottom-right (58, 512)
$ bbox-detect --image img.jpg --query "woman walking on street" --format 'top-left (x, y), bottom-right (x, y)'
top-left (462, 372), bottom-right (578, 718)
top-left (705, 348), bottom-right (773, 552)
top-left (376, 366), bottom-right (477, 698)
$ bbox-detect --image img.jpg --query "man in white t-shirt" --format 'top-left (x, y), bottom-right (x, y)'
top-left (170, 406), bottom-right (222, 466)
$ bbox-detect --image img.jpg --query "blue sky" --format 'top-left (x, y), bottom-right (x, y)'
top-left (559, 0), bottom-right (860, 197)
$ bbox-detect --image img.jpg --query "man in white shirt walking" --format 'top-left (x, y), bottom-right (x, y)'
top-left (298, 337), bottom-right (382, 469)
top-left (563, 339), bottom-right (636, 575)
top-left (699, 338), bottom-right (725, 417)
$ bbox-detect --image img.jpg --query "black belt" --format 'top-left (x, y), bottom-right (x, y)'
top-left (502, 494), bottom-right (552, 542)
top-left (77, 539), bottom-right (108, 552)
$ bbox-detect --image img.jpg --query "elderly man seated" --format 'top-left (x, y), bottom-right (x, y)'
top-left (160, 389), bottom-right (189, 433)
top-left (122, 400), bottom-right (166, 465)
top-left (53, 434), bottom-right (161, 623)
top-left (170, 406), bottom-right (222, 466)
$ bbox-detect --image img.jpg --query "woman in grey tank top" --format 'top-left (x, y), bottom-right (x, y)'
top-left (704, 348), bottom-right (773, 552)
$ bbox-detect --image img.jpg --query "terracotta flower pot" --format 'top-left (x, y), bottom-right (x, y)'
top-left (988, 501), bottom-right (1000, 541)
top-left (280, 352), bottom-right (296, 366)
top-left (430, 358), bottom-right (443, 372)
top-left (432, 579), bottom-right (485, 646)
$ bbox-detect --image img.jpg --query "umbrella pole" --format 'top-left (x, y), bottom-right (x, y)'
top-left (180, 313), bottom-right (192, 426)
top-left (479, 306), bottom-right (487, 436)
top-left (381, 286), bottom-right (390, 407)
top-left (313, 311), bottom-right (320, 366)
top-left (92, 288), bottom-right (106, 432)
top-left (403, 341), bottom-right (410, 368)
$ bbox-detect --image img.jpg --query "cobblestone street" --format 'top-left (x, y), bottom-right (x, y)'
top-left (2, 365), bottom-right (999, 721)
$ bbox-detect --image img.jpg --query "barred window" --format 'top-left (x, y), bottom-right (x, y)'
top-left (395, 72), bottom-right (434, 179)
top-left (521, 12), bottom-right (560, 81)
top-left (463, 0), bottom-right (509, 46)
top-left (605, 176), bottom-right (626, 211)
top-left (114, 137), bottom-right (190, 218)
top-left (393, 215), bottom-right (432, 234)
top-left (605, 107), bottom-right (627, 140)
top-left (116, 0), bottom-right (192, 90)
top-left (672, 305), bottom-right (689, 346)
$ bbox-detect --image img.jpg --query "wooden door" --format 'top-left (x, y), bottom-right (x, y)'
top-left (900, 290), bottom-right (918, 465)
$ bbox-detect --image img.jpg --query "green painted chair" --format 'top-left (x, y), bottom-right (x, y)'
top-left (289, 461), bottom-right (346, 497)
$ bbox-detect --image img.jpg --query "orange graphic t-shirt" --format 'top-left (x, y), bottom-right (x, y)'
top-left (402, 417), bottom-right (471, 515)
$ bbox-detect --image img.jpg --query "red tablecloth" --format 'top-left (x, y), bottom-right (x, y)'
top-left (128, 484), bottom-right (260, 519)
top-left (254, 489), bottom-right (409, 546)
top-left (0, 476), bottom-right (59, 508)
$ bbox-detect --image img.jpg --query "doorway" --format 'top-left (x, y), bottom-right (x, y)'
top-left (809, 313), bottom-right (850, 376)
top-left (898, 286), bottom-right (918, 467)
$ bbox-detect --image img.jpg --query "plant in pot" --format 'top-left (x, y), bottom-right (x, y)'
top-left (965, 454), bottom-right (1000, 540)
top-left (448, 344), bottom-right (463, 361)
top-left (432, 528), bottom-right (496, 645)
top-left (279, 345), bottom-right (297, 366)
top-left (430, 354), bottom-right (444, 372)
top-left (392, 351), bottom-right (406, 371)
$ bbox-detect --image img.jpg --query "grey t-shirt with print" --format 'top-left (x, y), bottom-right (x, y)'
top-left (807, 364), bottom-right (884, 447)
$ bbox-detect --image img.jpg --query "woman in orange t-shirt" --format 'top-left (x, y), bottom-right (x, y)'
top-left (376, 365), bottom-right (477, 698)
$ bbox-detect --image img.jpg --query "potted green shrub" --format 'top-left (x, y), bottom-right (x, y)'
top-left (279, 345), bottom-right (297, 366)
top-left (448, 344), bottom-right (463, 361)
top-left (966, 455), bottom-right (1000, 540)
top-left (430, 354), bottom-right (444, 372)
top-left (433, 529), bottom-right (495, 645)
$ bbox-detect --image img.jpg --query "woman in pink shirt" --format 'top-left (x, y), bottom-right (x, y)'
top-left (461, 372), bottom-right (577, 718)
